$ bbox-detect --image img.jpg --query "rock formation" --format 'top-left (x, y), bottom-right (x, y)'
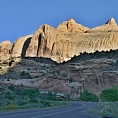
top-left (57, 18), bottom-right (89, 32)
top-left (0, 41), bottom-right (12, 61)
top-left (86, 18), bottom-right (118, 32)
top-left (1, 18), bottom-right (118, 98)
top-left (1, 18), bottom-right (118, 63)
top-left (1, 57), bottom-right (118, 98)
top-left (25, 18), bottom-right (118, 63)
top-left (11, 35), bottom-right (33, 57)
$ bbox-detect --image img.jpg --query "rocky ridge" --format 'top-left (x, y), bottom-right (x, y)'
top-left (0, 57), bottom-right (118, 98)
top-left (86, 18), bottom-right (118, 32)
top-left (1, 18), bottom-right (118, 98)
top-left (1, 18), bottom-right (118, 63)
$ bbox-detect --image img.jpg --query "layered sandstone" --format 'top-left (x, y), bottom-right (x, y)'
top-left (86, 18), bottom-right (118, 32)
top-left (1, 58), bottom-right (118, 98)
top-left (1, 18), bottom-right (118, 63)
top-left (25, 19), bottom-right (90, 62)
top-left (25, 18), bottom-right (118, 63)
top-left (57, 18), bottom-right (89, 32)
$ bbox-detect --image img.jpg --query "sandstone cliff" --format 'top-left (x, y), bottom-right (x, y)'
top-left (25, 18), bottom-right (118, 63)
top-left (11, 35), bottom-right (33, 57)
top-left (25, 19), bottom-right (90, 62)
top-left (1, 18), bottom-right (118, 63)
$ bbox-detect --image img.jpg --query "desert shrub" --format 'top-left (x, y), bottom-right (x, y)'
top-left (14, 86), bottom-right (23, 95)
top-left (30, 98), bottom-right (38, 103)
top-left (61, 73), bottom-right (67, 77)
top-left (4, 104), bottom-right (19, 110)
top-left (0, 84), bottom-right (67, 111)
top-left (13, 97), bottom-right (30, 105)
top-left (0, 99), bottom-right (11, 106)
top-left (69, 77), bottom-right (74, 83)
top-left (0, 97), bottom-right (9, 106)
top-left (100, 86), bottom-right (118, 102)
top-left (47, 91), bottom-right (57, 100)
top-left (4, 94), bottom-right (14, 100)
top-left (3, 89), bottom-right (14, 100)
top-left (22, 88), bottom-right (39, 98)
top-left (54, 70), bottom-right (60, 75)
top-left (15, 98), bottom-right (26, 105)
top-left (62, 102), bottom-right (68, 105)
top-left (35, 75), bottom-right (39, 78)
top-left (8, 85), bottom-right (15, 91)
top-left (39, 91), bottom-right (58, 101)
top-left (116, 59), bottom-right (118, 66)
top-left (79, 90), bottom-right (99, 102)
top-left (65, 94), bottom-right (71, 101)
top-left (20, 71), bottom-right (26, 76)
top-left (20, 71), bottom-right (33, 79)
top-left (40, 100), bottom-right (52, 107)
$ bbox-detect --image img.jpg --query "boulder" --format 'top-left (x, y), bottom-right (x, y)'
top-left (0, 40), bottom-right (12, 61)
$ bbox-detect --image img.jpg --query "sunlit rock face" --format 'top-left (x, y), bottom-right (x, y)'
top-left (1, 18), bottom-right (118, 63)
top-left (0, 41), bottom-right (12, 61)
top-left (25, 18), bottom-right (118, 63)
top-left (11, 35), bottom-right (33, 57)
top-left (86, 18), bottom-right (118, 32)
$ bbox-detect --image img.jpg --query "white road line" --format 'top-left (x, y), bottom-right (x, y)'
top-left (0, 106), bottom-right (84, 118)
top-left (0, 103), bottom-right (71, 115)
top-left (31, 106), bottom-right (89, 118)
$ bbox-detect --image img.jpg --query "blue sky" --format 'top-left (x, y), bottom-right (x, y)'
top-left (0, 0), bottom-right (118, 43)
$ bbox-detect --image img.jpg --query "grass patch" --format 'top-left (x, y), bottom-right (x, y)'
top-left (88, 102), bottom-right (118, 118)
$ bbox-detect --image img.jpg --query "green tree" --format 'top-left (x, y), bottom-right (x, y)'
top-left (79, 90), bottom-right (99, 102)
top-left (100, 86), bottom-right (118, 102)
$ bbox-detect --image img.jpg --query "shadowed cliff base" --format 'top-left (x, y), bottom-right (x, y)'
top-left (64, 49), bottom-right (118, 65)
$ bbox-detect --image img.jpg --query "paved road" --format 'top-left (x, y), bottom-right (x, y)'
top-left (0, 102), bottom-right (99, 118)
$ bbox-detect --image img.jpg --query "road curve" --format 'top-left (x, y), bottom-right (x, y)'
top-left (0, 102), bottom-right (98, 118)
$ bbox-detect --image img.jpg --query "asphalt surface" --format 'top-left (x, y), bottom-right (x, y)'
top-left (0, 102), bottom-right (99, 118)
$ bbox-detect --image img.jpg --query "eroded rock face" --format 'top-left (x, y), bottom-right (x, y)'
top-left (86, 18), bottom-right (118, 32)
top-left (1, 18), bottom-right (118, 99)
top-left (65, 59), bottom-right (118, 95)
top-left (25, 18), bottom-right (118, 63)
top-left (1, 58), bottom-right (118, 98)
top-left (0, 41), bottom-right (12, 61)
top-left (1, 18), bottom-right (118, 63)
top-left (11, 35), bottom-right (33, 57)
top-left (57, 18), bottom-right (89, 32)
top-left (25, 19), bottom-right (90, 62)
